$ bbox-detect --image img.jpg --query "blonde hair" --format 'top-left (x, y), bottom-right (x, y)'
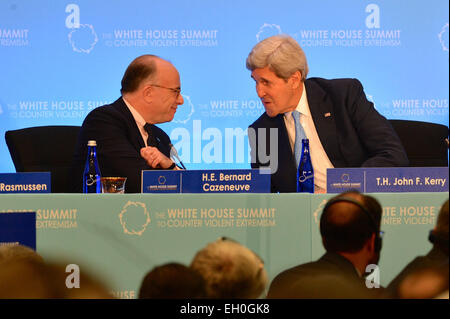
top-left (190, 239), bottom-right (268, 298)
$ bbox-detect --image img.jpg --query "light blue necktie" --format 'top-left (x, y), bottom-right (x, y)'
top-left (292, 110), bottom-right (306, 167)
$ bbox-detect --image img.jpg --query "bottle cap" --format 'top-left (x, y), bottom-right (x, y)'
top-left (87, 140), bottom-right (97, 146)
top-left (302, 138), bottom-right (309, 144)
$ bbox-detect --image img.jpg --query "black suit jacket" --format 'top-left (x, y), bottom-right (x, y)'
top-left (386, 247), bottom-right (449, 297)
top-left (71, 97), bottom-right (172, 193)
top-left (249, 78), bottom-right (409, 193)
top-left (267, 252), bottom-right (382, 299)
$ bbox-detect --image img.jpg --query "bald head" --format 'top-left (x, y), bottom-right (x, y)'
top-left (121, 55), bottom-right (175, 94)
top-left (325, 193), bottom-right (365, 225)
top-left (120, 54), bottom-right (183, 124)
top-left (320, 191), bottom-right (382, 253)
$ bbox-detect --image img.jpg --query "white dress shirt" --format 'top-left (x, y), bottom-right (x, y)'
top-left (122, 97), bottom-right (150, 147)
top-left (123, 97), bottom-right (180, 169)
top-left (283, 83), bottom-right (334, 191)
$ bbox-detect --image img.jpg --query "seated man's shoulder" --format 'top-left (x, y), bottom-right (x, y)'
top-left (85, 100), bottom-right (118, 117)
top-left (267, 262), bottom-right (319, 294)
top-left (249, 112), bottom-right (280, 129)
top-left (268, 261), bottom-right (380, 299)
top-left (82, 99), bottom-right (125, 125)
top-left (307, 77), bottom-right (363, 90)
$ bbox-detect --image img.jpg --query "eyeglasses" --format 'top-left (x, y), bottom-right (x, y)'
top-left (149, 84), bottom-right (181, 97)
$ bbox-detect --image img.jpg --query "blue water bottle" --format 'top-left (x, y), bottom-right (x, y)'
top-left (297, 139), bottom-right (314, 193)
top-left (83, 140), bottom-right (102, 193)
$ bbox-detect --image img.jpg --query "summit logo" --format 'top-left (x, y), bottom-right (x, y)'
top-left (119, 201), bottom-right (151, 236)
top-left (313, 200), bottom-right (328, 224)
top-left (293, 4), bottom-right (401, 48)
top-left (173, 95), bottom-right (195, 124)
top-left (65, 4), bottom-right (98, 53)
top-left (256, 23), bottom-right (282, 42)
top-left (438, 23), bottom-right (449, 53)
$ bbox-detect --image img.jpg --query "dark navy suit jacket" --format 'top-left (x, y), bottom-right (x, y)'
top-left (71, 97), bottom-right (172, 193)
top-left (249, 78), bottom-right (409, 193)
top-left (267, 252), bottom-right (384, 298)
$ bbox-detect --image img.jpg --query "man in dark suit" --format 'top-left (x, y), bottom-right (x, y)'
top-left (246, 35), bottom-right (409, 193)
top-left (71, 55), bottom-right (184, 193)
top-left (267, 190), bottom-right (385, 298)
top-left (386, 199), bottom-right (449, 298)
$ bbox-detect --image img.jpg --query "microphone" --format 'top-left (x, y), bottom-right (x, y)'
top-left (169, 143), bottom-right (186, 170)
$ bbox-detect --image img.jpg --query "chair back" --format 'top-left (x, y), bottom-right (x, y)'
top-left (5, 125), bottom-right (81, 193)
top-left (389, 120), bottom-right (449, 167)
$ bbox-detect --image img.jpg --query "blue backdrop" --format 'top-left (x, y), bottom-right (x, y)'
top-left (1, 0), bottom-right (448, 172)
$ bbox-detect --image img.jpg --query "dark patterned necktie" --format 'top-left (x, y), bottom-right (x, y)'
top-left (144, 123), bottom-right (158, 147)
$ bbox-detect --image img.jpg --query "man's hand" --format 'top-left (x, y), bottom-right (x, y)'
top-left (140, 147), bottom-right (174, 169)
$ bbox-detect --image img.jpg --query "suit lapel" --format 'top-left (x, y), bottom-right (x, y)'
top-left (305, 80), bottom-right (342, 166)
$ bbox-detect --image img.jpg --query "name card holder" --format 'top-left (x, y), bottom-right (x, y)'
top-left (0, 172), bottom-right (51, 193)
top-left (142, 169), bottom-right (271, 193)
top-left (0, 212), bottom-right (36, 250)
top-left (327, 167), bottom-right (449, 193)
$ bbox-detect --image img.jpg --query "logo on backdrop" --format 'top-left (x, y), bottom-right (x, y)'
top-left (198, 99), bottom-right (264, 119)
top-left (65, 4), bottom-right (98, 53)
top-left (0, 27), bottom-right (29, 47)
top-left (173, 95), bottom-right (195, 124)
top-left (275, 4), bottom-right (402, 48)
top-left (366, 94), bottom-right (377, 109)
top-left (5, 100), bottom-right (109, 120)
top-left (103, 29), bottom-right (218, 48)
top-left (313, 199), bottom-right (328, 224)
top-left (256, 23), bottom-right (282, 42)
top-left (438, 23), bottom-right (449, 53)
top-left (119, 201), bottom-right (151, 236)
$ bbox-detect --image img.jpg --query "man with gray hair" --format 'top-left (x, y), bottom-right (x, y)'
top-left (246, 34), bottom-right (408, 193)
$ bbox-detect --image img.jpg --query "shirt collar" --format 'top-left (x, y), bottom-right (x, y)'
top-left (284, 82), bottom-right (310, 119)
top-left (123, 97), bottom-right (146, 128)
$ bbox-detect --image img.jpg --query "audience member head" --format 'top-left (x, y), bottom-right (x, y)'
top-left (190, 237), bottom-right (268, 299)
top-left (429, 199), bottom-right (449, 254)
top-left (320, 190), bottom-right (383, 271)
top-left (120, 54), bottom-right (184, 124)
top-left (138, 262), bottom-right (207, 299)
top-left (0, 244), bottom-right (44, 265)
top-left (0, 259), bottom-right (113, 299)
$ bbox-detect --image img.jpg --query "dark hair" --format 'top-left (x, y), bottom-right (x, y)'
top-left (431, 199), bottom-right (449, 251)
top-left (120, 55), bottom-right (158, 94)
top-left (138, 262), bottom-right (206, 299)
top-left (320, 191), bottom-right (382, 253)
top-left (435, 199), bottom-right (449, 239)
